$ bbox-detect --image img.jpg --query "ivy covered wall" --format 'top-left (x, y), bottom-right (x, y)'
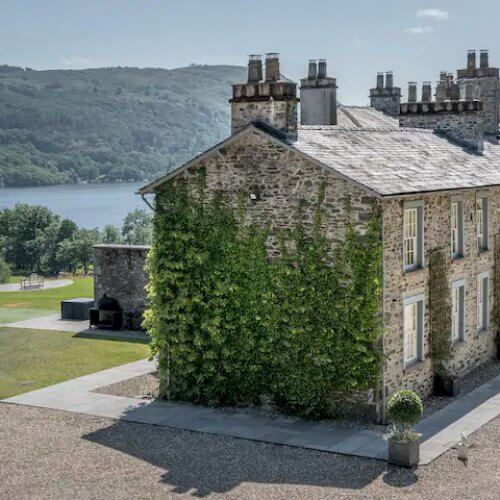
top-left (144, 167), bottom-right (384, 419)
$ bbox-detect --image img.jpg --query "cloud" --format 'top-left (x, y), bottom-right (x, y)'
top-left (61, 56), bottom-right (110, 69)
top-left (353, 37), bottom-right (367, 48)
top-left (405, 26), bottom-right (434, 35)
top-left (416, 8), bottom-right (449, 20)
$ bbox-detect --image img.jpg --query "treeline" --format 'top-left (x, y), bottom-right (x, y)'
top-left (0, 64), bottom-right (245, 187)
top-left (0, 204), bottom-right (152, 282)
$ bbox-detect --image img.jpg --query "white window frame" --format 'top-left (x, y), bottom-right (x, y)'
top-left (476, 195), bottom-right (488, 252)
top-left (403, 293), bottom-right (425, 366)
top-left (450, 198), bottom-right (465, 259)
top-left (451, 279), bottom-right (466, 343)
top-left (403, 201), bottom-right (424, 272)
top-left (477, 272), bottom-right (489, 332)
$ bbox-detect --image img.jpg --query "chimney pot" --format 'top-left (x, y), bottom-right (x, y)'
top-left (308, 59), bottom-right (317, 79)
top-left (265, 53), bottom-right (280, 81)
top-left (480, 49), bottom-right (489, 68)
top-left (467, 49), bottom-right (476, 70)
top-left (422, 81), bottom-right (432, 102)
top-left (376, 72), bottom-right (384, 89)
top-left (385, 71), bottom-right (394, 89)
top-left (408, 82), bottom-right (417, 102)
top-left (317, 59), bottom-right (327, 79)
top-left (248, 54), bottom-right (263, 82)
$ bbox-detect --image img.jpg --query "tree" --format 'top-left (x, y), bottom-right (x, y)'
top-left (102, 224), bottom-right (123, 244)
top-left (0, 256), bottom-right (11, 283)
top-left (0, 204), bottom-right (59, 272)
top-left (56, 228), bottom-right (101, 274)
top-left (122, 209), bottom-right (152, 245)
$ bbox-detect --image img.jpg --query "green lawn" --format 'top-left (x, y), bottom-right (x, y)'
top-left (0, 327), bottom-right (150, 399)
top-left (0, 277), bottom-right (94, 324)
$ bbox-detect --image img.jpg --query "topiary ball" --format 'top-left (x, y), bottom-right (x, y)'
top-left (387, 389), bottom-right (423, 425)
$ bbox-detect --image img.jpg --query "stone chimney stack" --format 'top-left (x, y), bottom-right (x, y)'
top-left (265, 53), bottom-right (280, 81)
top-left (422, 82), bottom-right (432, 102)
top-left (408, 82), bottom-right (417, 102)
top-left (457, 49), bottom-right (499, 135)
top-left (300, 58), bottom-right (337, 125)
top-left (230, 53), bottom-right (298, 139)
top-left (369, 71), bottom-right (401, 116)
top-left (248, 55), bottom-right (263, 82)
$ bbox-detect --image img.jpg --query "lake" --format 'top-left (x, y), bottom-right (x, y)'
top-left (0, 182), bottom-right (148, 228)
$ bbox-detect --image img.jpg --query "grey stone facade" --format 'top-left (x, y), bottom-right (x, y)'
top-left (93, 244), bottom-right (150, 330)
top-left (382, 188), bottom-right (498, 402)
top-left (399, 100), bottom-right (484, 151)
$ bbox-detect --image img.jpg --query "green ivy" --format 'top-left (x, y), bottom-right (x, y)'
top-left (428, 248), bottom-right (452, 374)
top-left (143, 174), bottom-right (384, 418)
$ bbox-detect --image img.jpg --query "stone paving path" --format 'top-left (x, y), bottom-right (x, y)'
top-left (0, 278), bottom-right (73, 292)
top-left (3, 359), bottom-right (500, 465)
top-left (4, 313), bottom-right (149, 341)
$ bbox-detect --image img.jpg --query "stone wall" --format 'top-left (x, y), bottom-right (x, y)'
top-left (93, 244), bottom-right (150, 330)
top-left (369, 88), bottom-right (401, 116)
top-left (382, 187), bottom-right (499, 404)
top-left (399, 101), bottom-right (484, 151)
top-left (169, 129), bottom-right (375, 257)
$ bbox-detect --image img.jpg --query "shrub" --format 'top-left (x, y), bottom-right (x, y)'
top-left (387, 390), bottom-right (423, 441)
top-left (0, 256), bottom-right (11, 283)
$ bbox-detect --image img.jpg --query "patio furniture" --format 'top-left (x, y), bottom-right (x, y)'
top-left (20, 273), bottom-right (44, 290)
top-left (89, 294), bottom-right (123, 330)
top-left (61, 298), bottom-right (95, 320)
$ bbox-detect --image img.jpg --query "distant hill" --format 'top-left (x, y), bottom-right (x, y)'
top-left (0, 64), bottom-right (246, 187)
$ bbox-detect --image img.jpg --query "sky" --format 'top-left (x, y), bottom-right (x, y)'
top-left (1, 0), bottom-right (499, 104)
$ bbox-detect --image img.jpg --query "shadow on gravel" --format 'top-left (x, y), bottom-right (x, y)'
top-left (383, 468), bottom-right (418, 487)
top-left (84, 415), bottom-right (388, 497)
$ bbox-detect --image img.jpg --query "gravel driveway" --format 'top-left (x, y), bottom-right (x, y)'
top-left (0, 402), bottom-right (498, 499)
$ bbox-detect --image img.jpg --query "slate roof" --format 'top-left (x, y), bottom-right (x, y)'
top-left (139, 106), bottom-right (500, 197)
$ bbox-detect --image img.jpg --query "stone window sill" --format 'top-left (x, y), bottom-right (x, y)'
top-left (403, 266), bottom-right (424, 276)
top-left (452, 339), bottom-right (467, 350)
top-left (403, 360), bottom-right (424, 374)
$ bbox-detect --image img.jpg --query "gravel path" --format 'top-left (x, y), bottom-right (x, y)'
top-left (0, 402), bottom-right (498, 499)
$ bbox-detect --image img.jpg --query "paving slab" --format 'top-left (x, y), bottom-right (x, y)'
top-left (4, 313), bottom-right (149, 341)
top-left (3, 358), bottom-right (500, 465)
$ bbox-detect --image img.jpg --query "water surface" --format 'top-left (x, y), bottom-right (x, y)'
top-left (0, 182), bottom-right (148, 228)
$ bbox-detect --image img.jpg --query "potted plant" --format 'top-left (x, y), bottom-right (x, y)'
top-left (433, 363), bottom-right (460, 397)
top-left (386, 389), bottom-right (423, 467)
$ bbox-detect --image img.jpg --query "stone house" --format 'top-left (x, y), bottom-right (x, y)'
top-left (102, 50), bottom-right (500, 421)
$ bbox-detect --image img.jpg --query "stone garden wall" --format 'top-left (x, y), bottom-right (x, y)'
top-left (93, 244), bottom-right (150, 330)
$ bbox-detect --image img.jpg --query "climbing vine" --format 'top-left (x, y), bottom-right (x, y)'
top-left (428, 247), bottom-right (452, 374)
top-left (143, 172), bottom-right (384, 418)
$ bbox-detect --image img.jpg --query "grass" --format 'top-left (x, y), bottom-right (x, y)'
top-left (0, 276), bottom-right (93, 324)
top-left (0, 327), bottom-right (150, 399)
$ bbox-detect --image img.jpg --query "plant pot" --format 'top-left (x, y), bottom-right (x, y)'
top-left (433, 374), bottom-right (460, 397)
top-left (388, 437), bottom-right (420, 467)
